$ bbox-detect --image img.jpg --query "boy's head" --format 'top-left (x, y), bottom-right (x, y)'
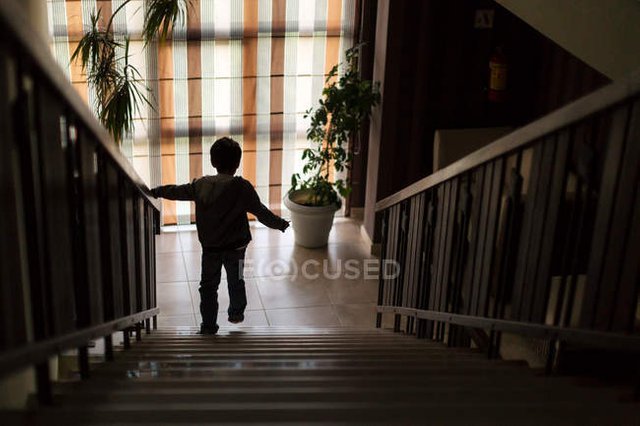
top-left (210, 137), bottom-right (241, 175)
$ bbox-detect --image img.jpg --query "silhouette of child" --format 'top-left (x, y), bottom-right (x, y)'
top-left (151, 137), bottom-right (289, 334)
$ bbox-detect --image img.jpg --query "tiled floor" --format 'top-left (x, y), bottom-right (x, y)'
top-left (155, 218), bottom-right (382, 328)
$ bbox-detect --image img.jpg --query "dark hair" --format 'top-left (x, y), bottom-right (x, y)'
top-left (210, 137), bottom-right (241, 174)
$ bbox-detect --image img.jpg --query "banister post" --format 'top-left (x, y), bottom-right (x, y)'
top-left (104, 334), bottom-right (114, 361)
top-left (376, 212), bottom-right (388, 329)
top-left (78, 345), bottom-right (90, 380)
top-left (35, 362), bottom-right (52, 405)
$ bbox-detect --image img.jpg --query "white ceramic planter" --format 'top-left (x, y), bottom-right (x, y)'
top-left (284, 190), bottom-right (340, 248)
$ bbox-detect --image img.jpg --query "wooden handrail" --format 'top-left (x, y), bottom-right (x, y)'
top-left (375, 68), bottom-right (640, 212)
top-left (377, 306), bottom-right (640, 352)
top-left (0, 0), bottom-right (160, 211)
top-left (0, 308), bottom-right (159, 378)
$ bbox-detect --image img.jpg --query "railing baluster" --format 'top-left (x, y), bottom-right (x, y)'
top-left (521, 135), bottom-right (557, 322)
top-left (394, 202), bottom-right (409, 332)
top-left (439, 180), bottom-right (459, 343)
top-left (581, 105), bottom-right (632, 329)
top-left (470, 164), bottom-right (493, 318)
top-left (388, 206), bottom-right (399, 311)
top-left (478, 158), bottom-right (505, 320)
top-left (135, 323), bottom-right (142, 342)
top-left (593, 100), bottom-right (640, 331)
top-left (403, 196), bottom-right (419, 334)
top-left (35, 362), bottom-right (52, 405)
top-left (149, 205), bottom-right (160, 330)
top-left (39, 88), bottom-right (77, 335)
top-left (422, 192), bottom-right (437, 338)
top-left (134, 196), bottom-right (147, 314)
top-left (612, 177), bottom-right (640, 331)
top-left (448, 176), bottom-right (471, 347)
top-left (376, 211), bottom-right (388, 328)
top-left (0, 44), bottom-right (29, 352)
top-left (78, 346), bottom-right (90, 380)
top-left (431, 184), bottom-right (446, 339)
top-left (462, 167), bottom-right (485, 320)
top-left (531, 130), bottom-right (570, 324)
top-left (512, 145), bottom-right (544, 320)
top-left (123, 329), bottom-right (131, 350)
top-left (104, 335), bottom-right (114, 361)
top-left (489, 157), bottom-right (523, 357)
top-left (409, 193), bottom-right (426, 334)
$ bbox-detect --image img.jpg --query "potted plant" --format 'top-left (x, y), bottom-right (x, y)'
top-left (285, 45), bottom-right (380, 248)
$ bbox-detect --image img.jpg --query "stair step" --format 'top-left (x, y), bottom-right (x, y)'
top-left (133, 339), bottom-right (453, 344)
top-left (91, 359), bottom-right (523, 371)
top-left (49, 385), bottom-right (624, 404)
top-left (49, 383), bottom-right (583, 396)
top-left (87, 367), bottom-right (539, 380)
top-left (3, 326), bottom-right (635, 425)
top-left (109, 353), bottom-right (491, 362)
top-left (129, 337), bottom-right (460, 351)
top-left (118, 345), bottom-right (473, 352)
top-left (4, 401), bottom-right (638, 425)
top-left (49, 374), bottom-right (611, 391)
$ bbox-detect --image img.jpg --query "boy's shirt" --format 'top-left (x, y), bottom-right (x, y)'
top-left (152, 175), bottom-right (287, 250)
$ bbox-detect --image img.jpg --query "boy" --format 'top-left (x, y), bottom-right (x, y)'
top-left (151, 137), bottom-right (289, 335)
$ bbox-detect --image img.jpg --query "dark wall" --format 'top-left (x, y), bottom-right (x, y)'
top-left (371, 0), bottom-right (610, 201)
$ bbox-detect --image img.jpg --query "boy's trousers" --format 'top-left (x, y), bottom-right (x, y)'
top-left (199, 248), bottom-right (247, 328)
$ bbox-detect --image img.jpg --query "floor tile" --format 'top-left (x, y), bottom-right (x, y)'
top-left (155, 232), bottom-right (181, 253)
top-left (178, 231), bottom-right (202, 252)
top-left (333, 303), bottom-right (378, 328)
top-left (249, 226), bottom-right (295, 248)
top-left (156, 253), bottom-right (188, 283)
top-left (157, 282), bottom-right (194, 315)
top-left (327, 220), bottom-right (364, 244)
top-left (244, 245), bottom-right (298, 276)
top-left (256, 276), bottom-right (332, 310)
top-left (193, 310), bottom-right (269, 327)
top-left (257, 241), bottom-right (372, 272)
top-left (324, 277), bottom-right (379, 305)
top-left (157, 314), bottom-right (196, 327)
top-left (182, 251), bottom-right (204, 281)
top-left (265, 306), bottom-right (342, 327)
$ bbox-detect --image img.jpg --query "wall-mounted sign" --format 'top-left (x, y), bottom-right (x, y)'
top-left (474, 9), bottom-right (495, 29)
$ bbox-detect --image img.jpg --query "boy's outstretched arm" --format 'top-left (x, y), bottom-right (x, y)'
top-left (151, 181), bottom-right (195, 201)
top-left (243, 180), bottom-right (289, 232)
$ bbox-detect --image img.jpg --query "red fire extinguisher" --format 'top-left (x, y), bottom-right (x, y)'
top-left (488, 46), bottom-right (508, 102)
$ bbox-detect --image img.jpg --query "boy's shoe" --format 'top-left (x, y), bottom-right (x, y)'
top-left (228, 314), bottom-right (244, 324)
top-left (199, 323), bottom-right (219, 335)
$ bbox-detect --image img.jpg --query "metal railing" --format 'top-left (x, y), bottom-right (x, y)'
top-left (0, 1), bottom-right (160, 403)
top-left (375, 69), bottom-right (640, 366)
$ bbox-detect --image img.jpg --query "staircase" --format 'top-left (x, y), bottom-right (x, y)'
top-left (2, 326), bottom-right (638, 425)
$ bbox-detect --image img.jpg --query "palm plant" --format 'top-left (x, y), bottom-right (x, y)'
top-left (143, 0), bottom-right (191, 43)
top-left (100, 39), bottom-right (151, 142)
top-left (71, 0), bottom-right (190, 143)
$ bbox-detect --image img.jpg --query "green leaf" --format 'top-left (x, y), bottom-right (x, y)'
top-left (143, 0), bottom-right (190, 44)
